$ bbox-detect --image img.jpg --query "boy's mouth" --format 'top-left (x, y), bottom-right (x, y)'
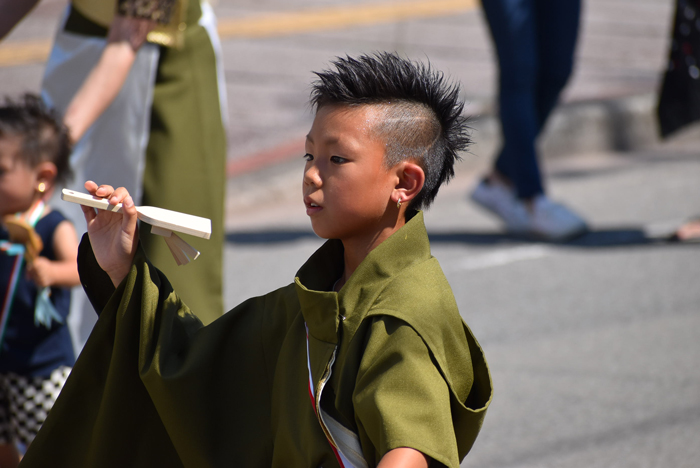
top-left (304, 197), bottom-right (323, 215)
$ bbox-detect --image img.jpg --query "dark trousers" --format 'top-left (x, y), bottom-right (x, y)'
top-left (482, 0), bottom-right (581, 199)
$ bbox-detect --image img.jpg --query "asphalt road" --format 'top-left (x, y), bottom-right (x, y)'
top-left (224, 134), bottom-right (700, 468)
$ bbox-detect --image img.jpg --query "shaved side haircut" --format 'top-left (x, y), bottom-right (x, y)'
top-left (310, 52), bottom-right (470, 210)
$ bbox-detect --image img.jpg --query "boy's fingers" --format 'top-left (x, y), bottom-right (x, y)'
top-left (94, 184), bottom-right (115, 199)
top-left (81, 204), bottom-right (97, 224)
top-left (84, 180), bottom-right (98, 193)
top-left (109, 186), bottom-right (132, 205)
top-left (121, 195), bottom-right (138, 243)
top-left (85, 181), bottom-right (110, 196)
top-left (85, 182), bottom-right (135, 208)
top-left (122, 195), bottom-right (137, 217)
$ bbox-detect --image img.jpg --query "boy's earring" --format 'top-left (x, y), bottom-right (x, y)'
top-left (37, 182), bottom-right (46, 193)
top-left (397, 197), bottom-right (402, 209)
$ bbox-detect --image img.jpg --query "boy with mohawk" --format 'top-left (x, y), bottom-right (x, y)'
top-left (21, 53), bottom-right (492, 468)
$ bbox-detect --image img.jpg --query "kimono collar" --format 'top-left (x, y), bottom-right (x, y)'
top-left (294, 211), bottom-right (431, 343)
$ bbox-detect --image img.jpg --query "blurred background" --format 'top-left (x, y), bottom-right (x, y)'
top-left (1, 0), bottom-right (698, 466)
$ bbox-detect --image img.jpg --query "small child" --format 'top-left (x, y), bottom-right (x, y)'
top-left (22, 53), bottom-right (492, 468)
top-left (0, 94), bottom-right (79, 467)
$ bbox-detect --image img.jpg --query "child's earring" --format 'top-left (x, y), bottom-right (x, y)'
top-left (396, 197), bottom-right (402, 209)
top-left (37, 182), bottom-right (46, 193)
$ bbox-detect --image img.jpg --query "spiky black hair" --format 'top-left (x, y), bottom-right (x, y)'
top-left (0, 93), bottom-right (72, 186)
top-left (310, 52), bottom-right (470, 210)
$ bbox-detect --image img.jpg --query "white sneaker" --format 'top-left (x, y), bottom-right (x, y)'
top-left (471, 180), bottom-right (587, 240)
top-left (470, 180), bottom-right (530, 232)
top-left (527, 195), bottom-right (587, 240)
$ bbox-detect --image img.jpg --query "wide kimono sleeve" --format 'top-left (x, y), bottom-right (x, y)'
top-left (20, 235), bottom-right (294, 467)
top-left (352, 316), bottom-right (462, 468)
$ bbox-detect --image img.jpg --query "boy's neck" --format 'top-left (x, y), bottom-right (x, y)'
top-left (338, 216), bottom-right (406, 290)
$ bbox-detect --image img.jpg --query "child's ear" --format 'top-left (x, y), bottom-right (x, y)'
top-left (392, 161), bottom-right (425, 206)
top-left (36, 162), bottom-right (58, 192)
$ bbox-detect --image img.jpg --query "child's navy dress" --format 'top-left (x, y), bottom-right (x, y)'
top-left (0, 210), bottom-right (75, 447)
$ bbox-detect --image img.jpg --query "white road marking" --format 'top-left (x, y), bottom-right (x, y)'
top-left (447, 245), bottom-right (552, 272)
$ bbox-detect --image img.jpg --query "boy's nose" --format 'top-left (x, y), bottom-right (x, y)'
top-left (303, 165), bottom-right (322, 187)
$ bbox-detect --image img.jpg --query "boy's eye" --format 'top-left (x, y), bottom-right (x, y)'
top-left (303, 153), bottom-right (314, 162)
top-left (330, 156), bottom-right (347, 164)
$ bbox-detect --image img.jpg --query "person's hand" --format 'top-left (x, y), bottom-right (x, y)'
top-left (26, 257), bottom-right (54, 288)
top-left (82, 180), bottom-right (139, 287)
top-left (377, 448), bottom-right (429, 468)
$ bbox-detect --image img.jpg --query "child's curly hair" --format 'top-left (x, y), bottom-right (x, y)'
top-left (0, 93), bottom-right (72, 186)
top-left (310, 52), bottom-right (470, 210)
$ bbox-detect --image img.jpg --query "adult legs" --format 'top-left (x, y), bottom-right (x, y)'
top-left (473, 0), bottom-right (586, 239)
top-left (482, 0), bottom-right (580, 199)
top-left (534, 0), bottom-right (581, 131)
top-left (482, 0), bottom-right (543, 199)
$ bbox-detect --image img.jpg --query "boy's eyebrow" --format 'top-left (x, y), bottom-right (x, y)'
top-left (306, 133), bottom-right (342, 146)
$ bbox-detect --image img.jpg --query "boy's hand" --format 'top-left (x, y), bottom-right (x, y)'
top-left (82, 181), bottom-right (139, 287)
top-left (377, 448), bottom-right (429, 468)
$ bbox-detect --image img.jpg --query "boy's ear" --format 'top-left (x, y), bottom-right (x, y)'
top-left (36, 162), bottom-right (58, 190)
top-left (392, 161), bottom-right (425, 206)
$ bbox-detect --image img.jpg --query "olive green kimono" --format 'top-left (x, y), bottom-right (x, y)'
top-left (20, 212), bottom-right (492, 468)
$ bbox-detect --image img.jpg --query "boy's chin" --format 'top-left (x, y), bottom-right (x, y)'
top-left (310, 228), bottom-right (334, 240)
top-left (309, 222), bottom-right (337, 240)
